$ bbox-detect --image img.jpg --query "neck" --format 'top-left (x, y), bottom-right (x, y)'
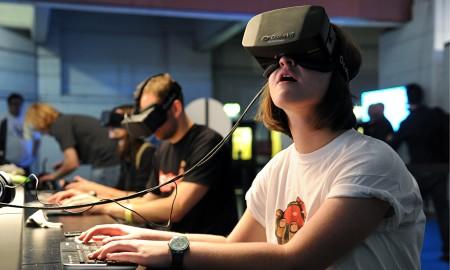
top-left (168, 113), bottom-right (193, 144)
top-left (287, 112), bottom-right (344, 154)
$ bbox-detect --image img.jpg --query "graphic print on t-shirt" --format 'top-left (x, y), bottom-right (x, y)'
top-left (275, 197), bottom-right (307, 244)
top-left (159, 160), bottom-right (186, 193)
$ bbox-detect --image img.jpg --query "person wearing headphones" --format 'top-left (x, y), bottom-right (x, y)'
top-left (60, 73), bottom-right (237, 236)
top-left (78, 6), bottom-right (424, 270)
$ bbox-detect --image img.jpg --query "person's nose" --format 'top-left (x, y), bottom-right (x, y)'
top-left (279, 56), bottom-right (296, 67)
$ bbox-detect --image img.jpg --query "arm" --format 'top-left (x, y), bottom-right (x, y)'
top-left (65, 176), bottom-right (129, 198)
top-left (91, 197), bottom-right (389, 270)
top-left (40, 147), bottom-right (80, 181)
top-left (95, 181), bottom-right (209, 223)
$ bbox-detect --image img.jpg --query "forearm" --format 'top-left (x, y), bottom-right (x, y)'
top-left (185, 242), bottom-right (290, 270)
top-left (51, 164), bottom-right (76, 179)
top-left (96, 186), bottom-right (129, 199)
top-left (106, 197), bottom-right (174, 223)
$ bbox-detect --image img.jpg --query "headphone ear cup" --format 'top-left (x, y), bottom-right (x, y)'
top-left (0, 172), bottom-right (15, 204)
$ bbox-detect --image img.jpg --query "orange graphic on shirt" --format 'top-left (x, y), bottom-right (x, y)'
top-left (275, 197), bottom-right (307, 244)
top-left (159, 160), bottom-right (186, 193)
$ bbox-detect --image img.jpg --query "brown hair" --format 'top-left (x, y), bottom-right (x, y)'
top-left (25, 103), bottom-right (60, 132)
top-left (256, 24), bottom-right (362, 137)
top-left (139, 73), bottom-right (184, 105)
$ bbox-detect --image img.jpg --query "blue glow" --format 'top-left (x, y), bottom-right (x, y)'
top-left (360, 86), bottom-right (410, 131)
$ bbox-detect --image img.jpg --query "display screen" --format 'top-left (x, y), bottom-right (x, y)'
top-left (231, 126), bottom-right (252, 160)
top-left (360, 86), bottom-right (410, 131)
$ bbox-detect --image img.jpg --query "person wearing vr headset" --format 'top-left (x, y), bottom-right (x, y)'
top-left (69, 73), bottom-right (237, 235)
top-left (25, 103), bottom-right (121, 187)
top-left (78, 6), bottom-right (424, 270)
top-left (46, 104), bottom-right (155, 202)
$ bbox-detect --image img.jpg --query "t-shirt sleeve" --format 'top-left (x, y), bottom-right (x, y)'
top-left (146, 147), bottom-right (161, 195)
top-left (327, 168), bottom-right (421, 230)
top-left (245, 163), bottom-right (271, 228)
top-left (133, 145), bottom-right (155, 191)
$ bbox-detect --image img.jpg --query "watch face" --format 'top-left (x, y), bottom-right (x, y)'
top-left (170, 236), bottom-right (189, 252)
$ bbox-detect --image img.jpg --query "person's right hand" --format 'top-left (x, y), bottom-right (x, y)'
top-left (78, 224), bottom-right (149, 244)
top-left (47, 189), bottom-right (83, 204)
top-left (78, 224), bottom-right (174, 244)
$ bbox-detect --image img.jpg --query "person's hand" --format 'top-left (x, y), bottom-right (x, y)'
top-left (47, 189), bottom-right (83, 203)
top-left (88, 239), bottom-right (171, 268)
top-left (78, 224), bottom-right (151, 244)
top-left (65, 176), bottom-right (100, 192)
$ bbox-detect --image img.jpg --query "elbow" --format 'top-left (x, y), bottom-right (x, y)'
top-left (169, 209), bottom-right (185, 223)
top-left (66, 161), bottom-right (80, 171)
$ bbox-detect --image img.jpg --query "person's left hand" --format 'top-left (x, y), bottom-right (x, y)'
top-left (88, 239), bottom-right (171, 268)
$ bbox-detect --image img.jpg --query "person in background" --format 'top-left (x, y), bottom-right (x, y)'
top-left (55, 73), bottom-right (237, 235)
top-left (47, 104), bottom-right (156, 201)
top-left (0, 93), bottom-right (40, 174)
top-left (25, 103), bottom-right (121, 187)
top-left (360, 102), bottom-right (393, 143)
top-left (78, 6), bottom-right (424, 270)
top-left (389, 83), bottom-right (449, 262)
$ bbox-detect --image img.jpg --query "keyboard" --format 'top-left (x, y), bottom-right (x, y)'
top-left (60, 240), bottom-right (137, 269)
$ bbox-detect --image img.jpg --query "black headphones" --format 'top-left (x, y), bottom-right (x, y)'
top-left (133, 73), bottom-right (182, 114)
top-left (0, 171), bottom-right (16, 204)
top-left (124, 73), bottom-right (183, 138)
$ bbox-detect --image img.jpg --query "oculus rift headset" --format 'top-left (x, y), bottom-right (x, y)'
top-left (242, 5), bottom-right (337, 78)
top-left (100, 109), bottom-right (125, 128)
top-left (0, 171), bottom-right (15, 204)
top-left (122, 74), bottom-right (182, 139)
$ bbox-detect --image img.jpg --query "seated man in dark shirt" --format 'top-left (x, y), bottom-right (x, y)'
top-left (25, 103), bottom-right (121, 187)
top-left (54, 73), bottom-right (238, 236)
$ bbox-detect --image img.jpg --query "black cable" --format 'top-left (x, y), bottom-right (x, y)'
top-left (0, 87), bottom-right (264, 212)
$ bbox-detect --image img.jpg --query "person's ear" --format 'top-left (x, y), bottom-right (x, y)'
top-left (171, 99), bottom-right (183, 118)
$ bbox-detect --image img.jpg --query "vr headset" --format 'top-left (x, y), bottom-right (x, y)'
top-left (242, 5), bottom-right (336, 77)
top-left (122, 75), bottom-right (182, 139)
top-left (100, 110), bottom-right (125, 128)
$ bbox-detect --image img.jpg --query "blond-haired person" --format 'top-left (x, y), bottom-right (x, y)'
top-left (26, 103), bottom-right (120, 187)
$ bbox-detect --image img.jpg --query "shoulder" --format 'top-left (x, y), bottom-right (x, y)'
top-left (258, 144), bottom-right (295, 175)
top-left (189, 124), bottom-right (222, 144)
top-left (336, 131), bottom-right (403, 176)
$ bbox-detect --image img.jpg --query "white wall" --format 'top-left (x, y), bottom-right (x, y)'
top-left (0, 27), bottom-right (36, 102)
top-left (379, 0), bottom-right (449, 112)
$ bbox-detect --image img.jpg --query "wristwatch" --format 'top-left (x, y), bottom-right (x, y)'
top-left (168, 235), bottom-right (190, 270)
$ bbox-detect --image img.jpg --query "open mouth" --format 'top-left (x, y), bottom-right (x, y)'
top-left (279, 74), bottom-right (297, 82)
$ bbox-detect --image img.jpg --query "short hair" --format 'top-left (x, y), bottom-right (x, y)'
top-left (406, 83), bottom-right (424, 105)
top-left (256, 24), bottom-right (361, 137)
top-left (140, 73), bottom-right (184, 106)
top-left (25, 103), bottom-right (60, 132)
top-left (7, 93), bottom-right (24, 104)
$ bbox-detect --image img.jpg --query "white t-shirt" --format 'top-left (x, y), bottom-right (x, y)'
top-left (246, 129), bottom-right (425, 270)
